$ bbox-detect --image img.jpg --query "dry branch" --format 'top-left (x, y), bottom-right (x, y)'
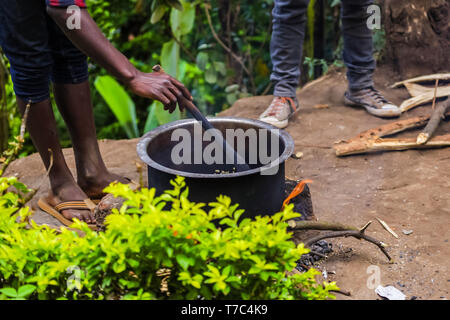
top-left (376, 218), bottom-right (399, 239)
top-left (417, 98), bottom-right (450, 144)
top-left (334, 113), bottom-right (450, 156)
top-left (335, 134), bottom-right (450, 156)
top-left (0, 100), bottom-right (31, 176)
top-left (288, 220), bottom-right (358, 231)
top-left (399, 85), bottom-right (450, 112)
top-left (391, 73), bottom-right (450, 88)
top-left (203, 2), bottom-right (255, 93)
top-left (304, 229), bottom-right (392, 263)
top-left (404, 83), bottom-right (436, 97)
top-left (431, 80), bottom-right (439, 110)
top-left (330, 289), bottom-right (352, 297)
top-left (289, 220), bottom-right (392, 262)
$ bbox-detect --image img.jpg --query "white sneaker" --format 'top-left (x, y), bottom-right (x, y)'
top-left (259, 96), bottom-right (299, 129)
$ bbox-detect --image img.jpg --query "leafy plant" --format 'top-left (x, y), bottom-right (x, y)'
top-left (0, 176), bottom-right (338, 300)
top-left (303, 57), bottom-right (329, 81)
top-left (94, 76), bottom-right (140, 138)
top-left (0, 285), bottom-right (36, 300)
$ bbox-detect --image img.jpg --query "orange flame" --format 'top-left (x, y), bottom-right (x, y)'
top-left (282, 179), bottom-right (313, 210)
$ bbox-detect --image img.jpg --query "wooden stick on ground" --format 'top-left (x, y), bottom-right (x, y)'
top-left (288, 220), bottom-right (393, 262)
top-left (431, 80), bottom-right (439, 110)
top-left (330, 289), bottom-right (352, 297)
top-left (376, 218), bottom-right (399, 239)
top-left (288, 220), bottom-right (358, 231)
top-left (304, 229), bottom-right (392, 263)
top-left (334, 113), bottom-right (450, 156)
top-left (391, 73), bottom-right (450, 88)
top-left (404, 83), bottom-right (436, 97)
top-left (399, 85), bottom-right (450, 112)
top-left (417, 98), bottom-right (450, 144)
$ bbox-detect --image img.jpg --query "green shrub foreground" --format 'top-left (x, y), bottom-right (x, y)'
top-left (0, 176), bottom-right (337, 300)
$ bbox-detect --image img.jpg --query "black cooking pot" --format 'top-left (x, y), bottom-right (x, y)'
top-left (137, 117), bottom-right (294, 218)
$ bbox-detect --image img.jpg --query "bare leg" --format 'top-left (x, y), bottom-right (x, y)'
top-left (52, 81), bottom-right (128, 199)
top-left (17, 97), bottom-right (95, 223)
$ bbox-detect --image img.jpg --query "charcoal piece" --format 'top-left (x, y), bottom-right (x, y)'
top-left (285, 179), bottom-right (315, 221)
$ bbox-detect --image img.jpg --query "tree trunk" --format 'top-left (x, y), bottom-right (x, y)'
top-left (381, 0), bottom-right (450, 79)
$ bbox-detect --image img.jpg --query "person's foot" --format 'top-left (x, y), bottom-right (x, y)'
top-left (78, 172), bottom-right (133, 200)
top-left (46, 182), bottom-right (96, 224)
top-left (259, 96), bottom-right (299, 129)
top-left (344, 87), bottom-right (401, 118)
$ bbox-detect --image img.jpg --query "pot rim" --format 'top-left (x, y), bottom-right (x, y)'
top-left (136, 116), bottom-right (294, 179)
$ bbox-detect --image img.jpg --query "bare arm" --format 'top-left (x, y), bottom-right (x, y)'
top-left (47, 7), bottom-right (191, 112)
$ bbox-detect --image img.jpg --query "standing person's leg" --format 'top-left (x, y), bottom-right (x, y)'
top-left (47, 19), bottom-right (129, 200)
top-left (271, 0), bottom-right (310, 98)
top-left (259, 0), bottom-right (310, 129)
top-left (341, 0), bottom-right (400, 117)
top-left (341, 0), bottom-right (375, 90)
top-left (0, 0), bottom-right (95, 223)
top-left (17, 98), bottom-right (96, 224)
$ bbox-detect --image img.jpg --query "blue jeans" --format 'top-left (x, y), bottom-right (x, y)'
top-left (0, 0), bottom-right (88, 103)
top-left (270, 0), bottom-right (376, 97)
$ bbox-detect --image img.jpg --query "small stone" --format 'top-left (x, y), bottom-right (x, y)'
top-left (291, 152), bottom-right (304, 160)
top-left (402, 230), bottom-right (413, 235)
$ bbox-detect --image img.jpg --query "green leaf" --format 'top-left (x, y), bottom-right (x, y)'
top-left (205, 67), bottom-right (217, 84)
top-left (0, 288), bottom-right (17, 298)
top-left (226, 93), bottom-right (237, 105)
top-left (170, 1), bottom-right (195, 38)
top-left (167, 0), bottom-right (183, 11)
top-left (143, 104), bottom-right (159, 133)
top-left (152, 101), bottom-right (180, 125)
top-left (176, 254), bottom-right (194, 270)
top-left (196, 52), bottom-right (209, 70)
top-left (161, 40), bottom-right (179, 77)
top-left (225, 84), bottom-right (239, 93)
top-left (17, 285), bottom-right (36, 298)
top-left (213, 61), bottom-right (226, 75)
top-left (127, 259), bottom-right (139, 268)
top-left (151, 5), bottom-right (167, 24)
top-left (94, 76), bottom-right (139, 138)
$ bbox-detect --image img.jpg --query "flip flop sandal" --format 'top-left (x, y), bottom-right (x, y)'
top-left (38, 198), bottom-right (98, 231)
top-left (89, 178), bottom-right (141, 204)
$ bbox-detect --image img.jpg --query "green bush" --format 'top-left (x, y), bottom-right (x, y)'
top-left (0, 176), bottom-right (337, 300)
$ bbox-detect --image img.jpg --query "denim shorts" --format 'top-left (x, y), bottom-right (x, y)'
top-left (0, 0), bottom-right (88, 103)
